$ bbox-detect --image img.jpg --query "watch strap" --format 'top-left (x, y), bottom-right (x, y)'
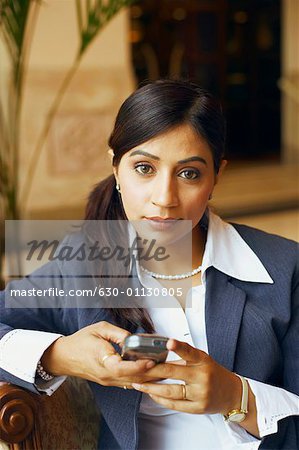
top-left (238, 374), bottom-right (248, 413)
top-left (223, 374), bottom-right (248, 421)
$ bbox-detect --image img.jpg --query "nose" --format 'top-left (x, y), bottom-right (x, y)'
top-left (150, 173), bottom-right (179, 208)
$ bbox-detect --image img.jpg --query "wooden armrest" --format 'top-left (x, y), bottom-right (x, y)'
top-left (0, 382), bottom-right (41, 448)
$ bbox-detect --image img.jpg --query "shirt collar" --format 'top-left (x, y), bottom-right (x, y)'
top-left (202, 210), bottom-right (273, 283)
top-left (128, 211), bottom-right (273, 285)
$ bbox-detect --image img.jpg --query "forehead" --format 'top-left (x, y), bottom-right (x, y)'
top-left (125, 124), bottom-right (213, 163)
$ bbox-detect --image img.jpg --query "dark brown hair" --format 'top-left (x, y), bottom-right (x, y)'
top-left (85, 79), bottom-right (226, 332)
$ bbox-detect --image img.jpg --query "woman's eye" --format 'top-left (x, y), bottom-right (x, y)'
top-left (134, 164), bottom-right (154, 175)
top-left (179, 169), bottom-right (199, 180)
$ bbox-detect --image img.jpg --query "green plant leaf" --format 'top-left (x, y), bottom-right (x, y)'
top-left (0, 0), bottom-right (136, 219)
top-left (0, 0), bottom-right (41, 219)
top-left (76, 0), bottom-right (136, 55)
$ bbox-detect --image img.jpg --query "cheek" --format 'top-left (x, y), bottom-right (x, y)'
top-left (190, 183), bottom-right (212, 204)
top-left (186, 187), bottom-right (211, 220)
top-left (120, 183), bottom-right (147, 218)
top-left (122, 183), bottom-right (138, 200)
top-left (117, 168), bottom-right (141, 210)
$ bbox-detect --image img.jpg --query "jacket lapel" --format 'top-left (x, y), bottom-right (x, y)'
top-left (205, 268), bottom-right (247, 371)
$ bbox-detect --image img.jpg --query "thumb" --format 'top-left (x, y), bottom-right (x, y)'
top-left (167, 339), bottom-right (208, 364)
top-left (91, 321), bottom-right (131, 346)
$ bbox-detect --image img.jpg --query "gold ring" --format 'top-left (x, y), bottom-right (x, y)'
top-left (181, 384), bottom-right (186, 400)
top-left (101, 352), bottom-right (117, 366)
top-left (123, 385), bottom-right (128, 390)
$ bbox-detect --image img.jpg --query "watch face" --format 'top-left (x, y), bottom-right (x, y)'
top-left (228, 412), bottom-right (246, 423)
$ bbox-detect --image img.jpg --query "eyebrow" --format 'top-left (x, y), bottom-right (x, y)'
top-left (129, 150), bottom-right (207, 166)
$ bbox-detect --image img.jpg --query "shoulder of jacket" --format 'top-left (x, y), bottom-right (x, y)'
top-left (230, 222), bottom-right (298, 275)
top-left (230, 222), bottom-right (298, 248)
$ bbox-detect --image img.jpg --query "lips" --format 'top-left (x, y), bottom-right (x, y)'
top-left (144, 217), bottom-right (179, 231)
top-left (145, 217), bottom-right (178, 221)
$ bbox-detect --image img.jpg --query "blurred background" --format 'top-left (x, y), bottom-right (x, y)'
top-left (0, 0), bottom-right (298, 241)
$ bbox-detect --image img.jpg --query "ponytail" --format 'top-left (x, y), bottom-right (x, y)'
top-left (85, 175), bottom-right (154, 333)
top-left (85, 174), bottom-right (126, 221)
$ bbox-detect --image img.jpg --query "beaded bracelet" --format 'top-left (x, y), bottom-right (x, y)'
top-left (36, 360), bottom-right (54, 381)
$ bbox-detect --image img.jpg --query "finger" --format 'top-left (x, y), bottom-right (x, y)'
top-left (102, 381), bottom-right (135, 390)
top-left (144, 361), bottom-right (188, 382)
top-left (100, 350), bottom-right (122, 367)
top-left (113, 358), bottom-right (156, 374)
top-left (132, 382), bottom-right (188, 400)
top-left (147, 395), bottom-right (198, 414)
top-left (97, 336), bottom-right (122, 366)
top-left (167, 339), bottom-right (207, 364)
top-left (166, 359), bottom-right (186, 366)
top-left (97, 339), bottom-right (156, 374)
top-left (116, 383), bottom-right (134, 390)
top-left (91, 321), bottom-right (131, 346)
top-left (128, 375), bottom-right (164, 384)
top-left (101, 355), bottom-right (156, 376)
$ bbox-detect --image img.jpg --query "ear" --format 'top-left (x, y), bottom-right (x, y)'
top-left (107, 148), bottom-right (114, 163)
top-left (214, 159), bottom-right (227, 185)
top-left (107, 148), bottom-right (118, 179)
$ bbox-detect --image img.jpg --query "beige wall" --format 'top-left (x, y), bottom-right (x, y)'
top-left (28, 1), bottom-right (132, 70)
top-left (281, 0), bottom-right (299, 163)
top-left (1, 1), bottom-right (136, 218)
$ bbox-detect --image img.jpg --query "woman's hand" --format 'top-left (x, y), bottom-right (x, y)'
top-left (131, 339), bottom-right (259, 437)
top-left (41, 322), bottom-right (159, 388)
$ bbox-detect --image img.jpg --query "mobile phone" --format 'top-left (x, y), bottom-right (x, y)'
top-left (121, 333), bottom-right (169, 363)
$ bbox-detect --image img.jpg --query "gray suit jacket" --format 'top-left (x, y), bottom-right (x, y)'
top-left (1, 223), bottom-right (298, 449)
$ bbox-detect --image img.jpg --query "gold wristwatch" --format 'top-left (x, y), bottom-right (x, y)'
top-left (223, 374), bottom-right (248, 423)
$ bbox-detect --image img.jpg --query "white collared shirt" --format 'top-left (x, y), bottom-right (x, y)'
top-left (1, 212), bottom-right (298, 448)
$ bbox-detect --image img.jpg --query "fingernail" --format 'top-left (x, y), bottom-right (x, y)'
top-left (132, 383), bottom-right (142, 390)
top-left (146, 360), bottom-right (156, 369)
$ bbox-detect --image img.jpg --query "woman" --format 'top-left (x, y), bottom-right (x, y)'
top-left (0, 79), bottom-right (298, 450)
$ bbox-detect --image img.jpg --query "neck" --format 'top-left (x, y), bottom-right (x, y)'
top-left (138, 224), bottom-right (206, 276)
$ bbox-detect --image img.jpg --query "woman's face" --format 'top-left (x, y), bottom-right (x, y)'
top-left (113, 123), bottom-right (225, 240)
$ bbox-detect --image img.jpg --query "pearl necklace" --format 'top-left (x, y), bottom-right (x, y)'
top-left (140, 264), bottom-right (202, 280)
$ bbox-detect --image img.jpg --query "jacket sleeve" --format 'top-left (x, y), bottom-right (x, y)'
top-left (0, 260), bottom-right (71, 394)
top-left (260, 260), bottom-right (299, 449)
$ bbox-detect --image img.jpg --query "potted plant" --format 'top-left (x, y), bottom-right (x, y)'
top-left (0, 0), bottom-right (136, 287)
